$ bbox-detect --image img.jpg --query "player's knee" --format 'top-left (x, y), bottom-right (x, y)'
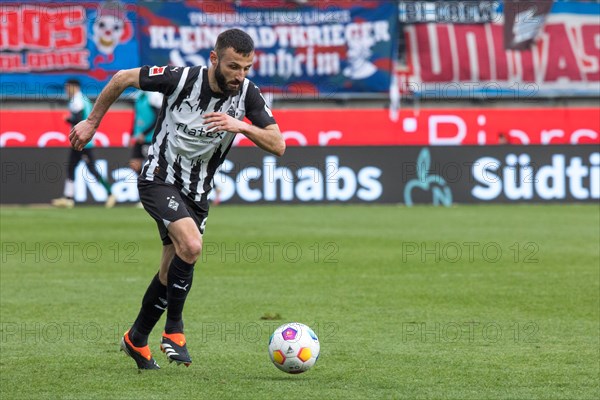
top-left (179, 238), bottom-right (202, 263)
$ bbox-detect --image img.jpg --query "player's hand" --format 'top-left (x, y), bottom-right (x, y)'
top-left (203, 112), bottom-right (248, 134)
top-left (69, 119), bottom-right (96, 151)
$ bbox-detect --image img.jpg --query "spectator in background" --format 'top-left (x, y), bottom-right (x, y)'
top-left (129, 90), bottom-right (163, 175)
top-left (51, 79), bottom-right (116, 208)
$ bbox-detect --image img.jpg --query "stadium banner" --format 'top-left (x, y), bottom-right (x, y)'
top-left (0, 0), bottom-right (139, 98)
top-left (1, 145), bottom-right (598, 205)
top-left (2, 107), bottom-right (598, 148)
top-left (137, 0), bottom-right (398, 95)
top-left (0, 110), bottom-right (133, 147)
top-left (398, 1), bottom-right (600, 98)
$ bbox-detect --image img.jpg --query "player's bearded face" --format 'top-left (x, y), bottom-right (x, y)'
top-left (214, 62), bottom-right (240, 97)
top-left (213, 48), bottom-right (254, 97)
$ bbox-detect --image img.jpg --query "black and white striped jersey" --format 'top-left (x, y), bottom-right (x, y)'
top-left (138, 65), bottom-right (276, 202)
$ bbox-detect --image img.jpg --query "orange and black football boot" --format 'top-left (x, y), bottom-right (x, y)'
top-left (120, 330), bottom-right (160, 370)
top-left (160, 332), bottom-right (192, 366)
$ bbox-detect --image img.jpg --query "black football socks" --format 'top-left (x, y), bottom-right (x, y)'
top-left (165, 255), bottom-right (195, 334)
top-left (129, 273), bottom-right (167, 347)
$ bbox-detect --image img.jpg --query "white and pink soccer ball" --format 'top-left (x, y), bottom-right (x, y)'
top-left (268, 322), bottom-right (320, 374)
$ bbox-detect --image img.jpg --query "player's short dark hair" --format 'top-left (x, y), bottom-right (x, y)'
top-left (215, 29), bottom-right (254, 57)
top-left (65, 79), bottom-right (81, 87)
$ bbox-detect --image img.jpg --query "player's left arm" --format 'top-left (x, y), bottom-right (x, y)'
top-left (240, 122), bottom-right (284, 157)
top-left (203, 114), bottom-right (284, 157)
top-left (204, 83), bottom-right (285, 157)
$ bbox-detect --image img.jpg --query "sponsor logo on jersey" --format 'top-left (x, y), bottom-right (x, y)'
top-left (149, 66), bottom-right (166, 76)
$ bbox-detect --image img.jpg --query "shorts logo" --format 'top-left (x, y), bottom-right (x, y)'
top-left (149, 66), bottom-right (166, 76)
top-left (167, 196), bottom-right (179, 211)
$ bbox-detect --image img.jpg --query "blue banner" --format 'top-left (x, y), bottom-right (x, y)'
top-left (138, 0), bottom-right (398, 96)
top-left (0, 0), bottom-right (139, 98)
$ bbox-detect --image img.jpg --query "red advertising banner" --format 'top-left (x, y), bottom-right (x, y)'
top-left (0, 110), bottom-right (133, 147)
top-left (267, 108), bottom-right (600, 146)
top-left (1, 108), bottom-right (598, 147)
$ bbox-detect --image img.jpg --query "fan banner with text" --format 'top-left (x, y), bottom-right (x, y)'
top-left (0, 0), bottom-right (140, 98)
top-left (397, 1), bottom-right (600, 98)
top-left (137, 0), bottom-right (399, 95)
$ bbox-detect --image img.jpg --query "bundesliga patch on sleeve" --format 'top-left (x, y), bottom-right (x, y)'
top-left (149, 66), bottom-right (166, 76)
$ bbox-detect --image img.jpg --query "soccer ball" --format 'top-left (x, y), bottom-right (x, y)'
top-left (268, 322), bottom-right (320, 374)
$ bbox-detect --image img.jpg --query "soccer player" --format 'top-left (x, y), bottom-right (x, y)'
top-left (69, 29), bottom-right (285, 369)
top-left (52, 79), bottom-right (116, 208)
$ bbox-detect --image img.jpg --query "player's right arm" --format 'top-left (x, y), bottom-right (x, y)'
top-left (71, 66), bottom-right (184, 151)
top-left (69, 68), bottom-right (141, 151)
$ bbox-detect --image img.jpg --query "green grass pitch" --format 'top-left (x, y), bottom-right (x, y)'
top-left (0, 204), bottom-right (598, 399)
